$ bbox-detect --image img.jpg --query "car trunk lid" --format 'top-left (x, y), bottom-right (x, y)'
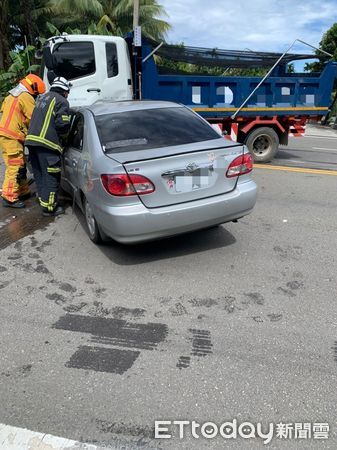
top-left (106, 139), bottom-right (245, 208)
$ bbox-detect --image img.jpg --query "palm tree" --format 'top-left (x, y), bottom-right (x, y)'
top-left (50, 0), bottom-right (171, 41)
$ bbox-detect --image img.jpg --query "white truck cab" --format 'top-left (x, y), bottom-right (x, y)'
top-left (42, 34), bottom-right (133, 107)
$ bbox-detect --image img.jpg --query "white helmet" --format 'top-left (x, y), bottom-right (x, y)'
top-left (50, 76), bottom-right (71, 92)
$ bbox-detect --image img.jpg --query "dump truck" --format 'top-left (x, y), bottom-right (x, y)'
top-left (40, 33), bottom-right (337, 162)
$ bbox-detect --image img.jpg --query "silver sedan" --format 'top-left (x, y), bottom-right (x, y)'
top-left (61, 101), bottom-right (257, 244)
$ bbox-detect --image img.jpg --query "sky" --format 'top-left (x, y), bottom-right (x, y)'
top-left (159, 0), bottom-right (337, 56)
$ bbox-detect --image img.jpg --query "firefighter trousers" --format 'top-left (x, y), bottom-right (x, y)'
top-left (27, 146), bottom-right (62, 212)
top-left (0, 136), bottom-right (30, 202)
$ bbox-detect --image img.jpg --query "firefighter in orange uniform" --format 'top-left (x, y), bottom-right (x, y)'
top-left (0, 74), bottom-right (46, 208)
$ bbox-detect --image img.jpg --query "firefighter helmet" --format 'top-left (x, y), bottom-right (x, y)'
top-left (50, 76), bottom-right (71, 92)
top-left (21, 74), bottom-right (46, 95)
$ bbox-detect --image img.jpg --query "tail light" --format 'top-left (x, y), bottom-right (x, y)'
top-left (226, 153), bottom-right (253, 178)
top-left (101, 174), bottom-right (155, 196)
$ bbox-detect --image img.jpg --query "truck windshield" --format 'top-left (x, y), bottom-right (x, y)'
top-left (95, 107), bottom-right (220, 153)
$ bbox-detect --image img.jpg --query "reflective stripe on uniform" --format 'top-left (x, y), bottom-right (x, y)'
top-left (40, 192), bottom-right (56, 211)
top-left (8, 158), bottom-right (24, 165)
top-left (0, 127), bottom-right (24, 141)
top-left (40, 98), bottom-right (56, 139)
top-left (0, 98), bottom-right (25, 142)
top-left (61, 115), bottom-right (70, 122)
top-left (47, 167), bottom-right (61, 173)
top-left (48, 192), bottom-right (55, 211)
top-left (25, 135), bottom-right (62, 152)
top-left (4, 98), bottom-right (18, 129)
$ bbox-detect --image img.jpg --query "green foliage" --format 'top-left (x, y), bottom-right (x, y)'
top-left (305, 23), bottom-right (337, 72)
top-left (0, 46), bottom-right (39, 99)
top-left (44, 0), bottom-right (171, 40)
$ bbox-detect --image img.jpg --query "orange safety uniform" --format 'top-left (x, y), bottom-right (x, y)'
top-left (0, 74), bottom-right (46, 203)
top-left (0, 91), bottom-right (35, 201)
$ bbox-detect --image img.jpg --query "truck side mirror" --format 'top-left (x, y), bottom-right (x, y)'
top-left (42, 44), bottom-right (55, 70)
top-left (47, 71), bottom-right (56, 85)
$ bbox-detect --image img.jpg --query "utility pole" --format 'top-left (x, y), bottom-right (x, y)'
top-left (133, 0), bottom-right (142, 99)
top-left (133, 0), bottom-right (139, 29)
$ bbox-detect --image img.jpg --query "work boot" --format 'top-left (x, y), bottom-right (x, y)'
top-left (42, 205), bottom-right (65, 217)
top-left (2, 198), bottom-right (26, 208)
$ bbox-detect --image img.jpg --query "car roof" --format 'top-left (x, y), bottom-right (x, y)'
top-left (85, 100), bottom-right (184, 116)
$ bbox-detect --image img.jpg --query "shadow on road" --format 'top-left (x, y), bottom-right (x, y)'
top-left (274, 149), bottom-right (301, 161)
top-left (74, 205), bottom-right (237, 265)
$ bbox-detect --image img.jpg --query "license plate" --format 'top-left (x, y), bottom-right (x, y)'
top-left (175, 172), bottom-right (210, 192)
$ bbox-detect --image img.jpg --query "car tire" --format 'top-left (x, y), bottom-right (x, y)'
top-left (245, 127), bottom-right (279, 163)
top-left (84, 198), bottom-right (102, 244)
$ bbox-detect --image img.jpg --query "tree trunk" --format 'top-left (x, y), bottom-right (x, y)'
top-left (0, 0), bottom-right (10, 70)
top-left (21, 0), bottom-right (36, 45)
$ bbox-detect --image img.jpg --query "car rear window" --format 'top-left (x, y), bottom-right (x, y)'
top-left (95, 107), bottom-right (220, 153)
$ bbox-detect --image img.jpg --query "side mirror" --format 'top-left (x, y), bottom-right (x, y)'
top-left (42, 44), bottom-right (55, 70)
top-left (35, 49), bottom-right (43, 59)
top-left (47, 70), bottom-right (56, 84)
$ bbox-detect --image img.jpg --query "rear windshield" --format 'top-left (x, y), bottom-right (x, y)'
top-left (95, 107), bottom-right (219, 153)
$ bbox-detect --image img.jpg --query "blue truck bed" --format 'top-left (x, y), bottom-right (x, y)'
top-left (140, 41), bottom-right (337, 120)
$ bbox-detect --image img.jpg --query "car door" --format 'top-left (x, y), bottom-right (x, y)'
top-left (63, 113), bottom-right (84, 195)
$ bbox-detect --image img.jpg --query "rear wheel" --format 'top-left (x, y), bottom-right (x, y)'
top-left (245, 127), bottom-right (279, 163)
top-left (84, 198), bottom-right (102, 244)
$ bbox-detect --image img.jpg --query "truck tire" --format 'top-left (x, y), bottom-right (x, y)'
top-left (245, 127), bottom-right (279, 163)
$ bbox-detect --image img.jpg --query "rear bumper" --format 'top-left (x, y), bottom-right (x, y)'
top-left (93, 179), bottom-right (257, 243)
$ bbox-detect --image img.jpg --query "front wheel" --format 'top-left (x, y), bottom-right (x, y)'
top-left (84, 198), bottom-right (102, 244)
top-left (245, 127), bottom-right (279, 163)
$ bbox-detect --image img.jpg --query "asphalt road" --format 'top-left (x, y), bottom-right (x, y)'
top-left (276, 124), bottom-right (337, 171)
top-left (0, 132), bottom-right (337, 449)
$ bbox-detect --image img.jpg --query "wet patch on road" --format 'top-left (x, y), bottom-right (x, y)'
top-left (84, 276), bottom-right (95, 285)
top-left (1, 364), bottom-right (32, 378)
top-left (157, 293), bottom-right (271, 319)
top-left (7, 253), bottom-right (22, 260)
top-left (189, 297), bottom-right (218, 308)
top-left (53, 314), bottom-right (168, 374)
top-left (46, 292), bottom-right (67, 305)
top-left (176, 356), bottom-right (191, 370)
top-left (0, 201), bottom-right (53, 250)
top-left (63, 302), bottom-right (88, 313)
top-left (190, 329), bottom-right (213, 357)
top-left (244, 292), bottom-right (265, 305)
top-left (277, 280), bottom-right (304, 297)
top-left (96, 419), bottom-right (154, 439)
top-left (273, 245), bottom-right (303, 261)
top-left (87, 302), bottom-right (145, 319)
top-left (66, 346), bottom-right (140, 375)
top-left (252, 314), bottom-right (283, 323)
top-left (176, 329), bottom-right (213, 369)
top-left (332, 342), bottom-right (337, 363)
top-left (35, 239), bottom-right (52, 253)
top-left (53, 314), bottom-right (168, 351)
top-left (169, 302), bottom-right (188, 316)
top-left (59, 282), bottom-right (77, 293)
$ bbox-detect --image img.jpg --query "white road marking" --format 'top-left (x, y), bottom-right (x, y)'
top-left (296, 135), bottom-right (337, 140)
top-left (275, 159), bottom-right (337, 167)
top-left (312, 147), bottom-right (337, 151)
top-left (0, 423), bottom-right (111, 449)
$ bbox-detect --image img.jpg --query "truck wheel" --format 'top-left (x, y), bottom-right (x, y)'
top-left (84, 198), bottom-right (102, 244)
top-left (245, 127), bottom-right (279, 163)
